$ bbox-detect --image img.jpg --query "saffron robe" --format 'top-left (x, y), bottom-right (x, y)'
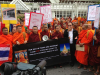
top-left (51, 31), bottom-right (63, 39)
top-left (28, 32), bottom-right (41, 43)
top-left (13, 32), bottom-right (28, 45)
top-left (0, 34), bottom-right (13, 65)
top-left (78, 17), bottom-right (81, 26)
top-left (75, 30), bottom-right (93, 65)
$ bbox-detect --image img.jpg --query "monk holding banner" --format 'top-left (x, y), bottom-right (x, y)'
top-left (75, 24), bottom-right (93, 69)
top-left (40, 24), bottom-right (51, 40)
top-left (0, 27), bottom-right (13, 65)
top-left (13, 25), bottom-right (28, 45)
top-left (28, 26), bottom-right (41, 43)
top-left (51, 25), bottom-right (63, 39)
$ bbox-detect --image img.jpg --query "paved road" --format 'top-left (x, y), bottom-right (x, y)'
top-left (0, 62), bottom-right (99, 75)
top-left (46, 63), bottom-right (97, 75)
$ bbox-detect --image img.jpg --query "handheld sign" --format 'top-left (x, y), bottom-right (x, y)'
top-left (87, 4), bottom-right (100, 21)
top-left (40, 5), bottom-right (52, 23)
top-left (25, 13), bottom-right (30, 26)
top-left (28, 12), bottom-right (44, 30)
top-left (93, 6), bottom-right (100, 45)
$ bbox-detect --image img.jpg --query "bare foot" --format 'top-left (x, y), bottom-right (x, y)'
top-left (78, 64), bottom-right (81, 69)
top-left (84, 66), bottom-right (87, 70)
top-left (94, 71), bottom-right (99, 75)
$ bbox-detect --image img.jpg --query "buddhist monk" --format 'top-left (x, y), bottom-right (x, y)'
top-left (28, 26), bottom-right (41, 43)
top-left (13, 25), bottom-right (28, 45)
top-left (88, 24), bottom-right (94, 34)
top-left (41, 25), bottom-right (51, 40)
top-left (26, 28), bottom-right (32, 39)
top-left (78, 15), bottom-right (81, 26)
top-left (51, 25), bottom-right (63, 39)
top-left (20, 20), bottom-right (25, 32)
top-left (0, 27), bottom-right (13, 65)
top-left (75, 24), bottom-right (93, 70)
top-left (68, 16), bottom-right (72, 22)
top-left (62, 23), bottom-right (67, 34)
top-left (80, 16), bottom-right (85, 24)
top-left (73, 22), bottom-right (82, 34)
top-left (11, 28), bottom-right (16, 35)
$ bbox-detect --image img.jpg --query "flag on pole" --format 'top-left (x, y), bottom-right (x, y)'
top-left (0, 44), bottom-right (10, 65)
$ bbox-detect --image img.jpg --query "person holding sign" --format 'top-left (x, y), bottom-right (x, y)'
top-left (64, 22), bottom-right (78, 67)
top-left (0, 27), bottom-right (13, 65)
top-left (28, 26), bottom-right (41, 43)
top-left (51, 25), bottom-right (63, 39)
top-left (88, 24), bottom-right (100, 75)
top-left (75, 24), bottom-right (93, 70)
top-left (40, 24), bottom-right (51, 40)
top-left (13, 25), bottom-right (28, 45)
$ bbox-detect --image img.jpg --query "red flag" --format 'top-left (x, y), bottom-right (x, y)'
top-left (0, 22), bottom-right (5, 35)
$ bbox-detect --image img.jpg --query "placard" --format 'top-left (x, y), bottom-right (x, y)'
top-left (87, 4), bottom-right (100, 21)
top-left (40, 5), bottom-right (52, 23)
top-left (1, 4), bottom-right (17, 24)
top-left (94, 6), bottom-right (100, 29)
top-left (36, 10), bottom-right (40, 13)
top-left (13, 38), bottom-right (71, 66)
top-left (25, 13), bottom-right (30, 26)
top-left (28, 12), bottom-right (43, 30)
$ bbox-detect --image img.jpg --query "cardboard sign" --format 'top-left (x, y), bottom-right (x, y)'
top-left (40, 5), bottom-right (52, 23)
top-left (94, 6), bottom-right (100, 29)
top-left (25, 13), bottom-right (30, 26)
top-left (36, 10), bottom-right (40, 13)
top-left (87, 5), bottom-right (100, 21)
top-left (1, 4), bottom-right (17, 24)
top-left (28, 12), bottom-right (43, 30)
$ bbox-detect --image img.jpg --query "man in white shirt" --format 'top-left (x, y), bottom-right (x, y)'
top-left (64, 22), bottom-right (78, 67)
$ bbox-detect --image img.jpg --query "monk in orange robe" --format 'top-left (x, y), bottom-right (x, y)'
top-left (0, 27), bottom-right (13, 65)
top-left (28, 26), bottom-right (41, 43)
top-left (72, 17), bottom-right (77, 23)
top-left (26, 28), bottom-right (32, 39)
top-left (20, 20), bottom-right (25, 32)
top-left (78, 15), bottom-right (81, 26)
top-left (73, 22), bottom-right (82, 34)
top-left (75, 24), bottom-right (93, 69)
top-left (62, 23), bottom-right (67, 34)
top-left (51, 25), bottom-right (63, 39)
top-left (13, 25), bottom-right (28, 45)
top-left (41, 25), bottom-right (51, 40)
top-left (88, 24), bottom-right (94, 34)
top-left (80, 16), bottom-right (85, 24)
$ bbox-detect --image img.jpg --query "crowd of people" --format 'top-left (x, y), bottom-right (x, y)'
top-left (0, 15), bottom-right (100, 75)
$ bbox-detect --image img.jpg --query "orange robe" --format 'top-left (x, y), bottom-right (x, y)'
top-left (88, 29), bottom-right (94, 35)
top-left (22, 26), bottom-right (25, 32)
top-left (73, 26), bottom-right (82, 34)
top-left (78, 17), bottom-right (81, 26)
top-left (72, 20), bottom-right (77, 23)
top-left (26, 32), bottom-right (32, 40)
top-left (13, 32), bottom-right (28, 45)
top-left (87, 21), bottom-right (91, 24)
top-left (0, 34), bottom-right (13, 65)
top-left (75, 30), bottom-right (93, 65)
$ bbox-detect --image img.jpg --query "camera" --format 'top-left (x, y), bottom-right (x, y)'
top-left (0, 60), bottom-right (46, 75)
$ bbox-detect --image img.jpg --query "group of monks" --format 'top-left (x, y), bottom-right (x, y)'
top-left (0, 15), bottom-right (100, 75)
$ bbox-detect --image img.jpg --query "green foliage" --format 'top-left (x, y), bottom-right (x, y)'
top-left (17, 14), bottom-right (25, 20)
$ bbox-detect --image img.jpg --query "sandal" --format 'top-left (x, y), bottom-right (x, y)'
top-left (94, 71), bottom-right (99, 75)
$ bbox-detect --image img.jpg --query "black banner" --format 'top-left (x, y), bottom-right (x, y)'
top-left (13, 38), bottom-right (71, 66)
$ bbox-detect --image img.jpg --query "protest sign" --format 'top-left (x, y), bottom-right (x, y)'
top-left (40, 5), bottom-right (52, 23)
top-left (13, 38), bottom-right (71, 66)
top-left (94, 6), bottom-right (100, 29)
top-left (36, 10), bottom-right (40, 13)
top-left (28, 12), bottom-right (43, 30)
top-left (87, 4), bottom-right (100, 21)
top-left (1, 4), bottom-right (17, 24)
top-left (25, 13), bottom-right (30, 26)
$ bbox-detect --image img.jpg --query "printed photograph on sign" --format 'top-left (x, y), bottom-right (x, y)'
top-left (2, 8), bottom-right (16, 20)
top-left (60, 43), bottom-right (70, 56)
top-left (15, 50), bottom-right (29, 63)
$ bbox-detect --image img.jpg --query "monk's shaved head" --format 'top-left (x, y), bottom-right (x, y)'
top-left (83, 24), bottom-right (88, 30)
top-left (43, 24), bottom-right (48, 31)
top-left (2, 27), bottom-right (8, 31)
top-left (16, 25), bottom-right (22, 33)
top-left (88, 24), bottom-right (92, 29)
top-left (33, 26), bottom-right (38, 29)
top-left (33, 26), bottom-right (38, 34)
top-left (2, 27), bottom-right (8, 35)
